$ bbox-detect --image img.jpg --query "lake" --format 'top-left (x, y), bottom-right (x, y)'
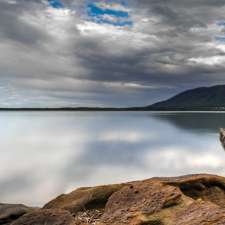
top-left (1, 111), bottom-right (225, 206)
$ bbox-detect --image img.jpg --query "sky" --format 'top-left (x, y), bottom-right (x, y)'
top-left (1, 0), bottom-right (225, 107)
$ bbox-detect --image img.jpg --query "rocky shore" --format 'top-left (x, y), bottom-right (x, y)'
top-left (2, 174), bottom-right (225, 225)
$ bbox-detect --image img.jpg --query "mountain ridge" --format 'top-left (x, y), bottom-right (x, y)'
top-left (148, 84), bottom-right (225, 110)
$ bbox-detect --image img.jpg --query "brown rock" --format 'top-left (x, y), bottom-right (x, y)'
top-left (174, 200), bottom-right (225, 225)
top-left (100, 179), bottom-right (190, 225)
top-left (159, 174), bottom-right (225, 207)
top-left (11, 209), bottom-right (75, 225)
top-left (0, 204), bottom-right (35, 225)
top-left (98, 174), bottom-right (225, 225)
top-left (28, 174), bottom-right (225, 225)
top-left (44, 184), bottom-right (125, 214)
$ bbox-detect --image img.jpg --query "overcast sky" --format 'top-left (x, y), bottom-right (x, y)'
top-left (1, 0), bottom-right (225, 107)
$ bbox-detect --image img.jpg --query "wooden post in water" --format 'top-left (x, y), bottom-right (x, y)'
top-left (220, 128), bottom-right (225, 149)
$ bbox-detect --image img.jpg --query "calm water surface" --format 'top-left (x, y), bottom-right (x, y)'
top-left (1, 111), bottom-right (225, 206)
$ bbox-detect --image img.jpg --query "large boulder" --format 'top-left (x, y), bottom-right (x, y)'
top-left (0, 204), bottom-right (35, 225)
top-left (99, 174), bottom-right (225, 225)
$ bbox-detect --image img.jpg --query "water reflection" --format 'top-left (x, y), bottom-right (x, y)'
top-left (0, 111), bottom-right (224, 206)
top-left (152, 112), bottom-right (225, 133)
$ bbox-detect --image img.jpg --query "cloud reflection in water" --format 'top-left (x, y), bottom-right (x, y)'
top-left (0, 111), bottom-right (224, 206)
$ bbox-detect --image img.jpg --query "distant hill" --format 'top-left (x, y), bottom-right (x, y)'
top-left (148, 85), bottom-right (225, 111)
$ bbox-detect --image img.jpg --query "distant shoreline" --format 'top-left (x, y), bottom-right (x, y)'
top-left (1, 107), bottom-right (225, 111)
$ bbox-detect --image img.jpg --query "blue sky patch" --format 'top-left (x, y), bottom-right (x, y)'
top-left (215, 36), bottom-right (225, 43)
top-left (217, 20), bottom-right (225, 27)
top-left (87, 1), bottom-right (132, 27)
top-left (88, 3), bottom-right (129, 18)
top-left (48, 0), bottom-right (64, 9)
top-left (216, 21), bottom-right (225, 43)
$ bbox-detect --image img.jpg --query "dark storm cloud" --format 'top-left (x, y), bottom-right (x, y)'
top-left (1, 0), bottom-right (225, 107)
top-left (0, 1), bottom-right (49, 44)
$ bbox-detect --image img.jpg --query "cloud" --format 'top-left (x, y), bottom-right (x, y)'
top-left (95, 2), bottom-right (131, 12)
top-left (1, 0), bottom-right (225, 107)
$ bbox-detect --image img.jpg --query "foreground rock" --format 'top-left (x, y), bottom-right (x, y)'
top-left (11, 209), bottom-right (74, 225)
top-left (0, 204), bottom-right (35, 225)
top-left (5, 174), bottom-right (225, 225)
